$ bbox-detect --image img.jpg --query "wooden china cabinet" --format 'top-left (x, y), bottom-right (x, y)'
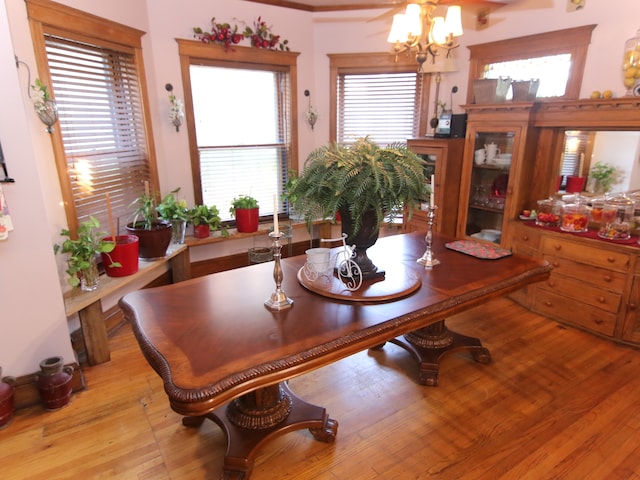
top-left (404, 137), bottom-right (464, 237)
top-left (457, 103), bottom-right (539, 246)
top-left (504, 98), bottom-right (640, 348)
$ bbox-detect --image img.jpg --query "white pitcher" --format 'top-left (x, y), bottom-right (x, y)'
top-left (485, 143), bottom-right (501, 162)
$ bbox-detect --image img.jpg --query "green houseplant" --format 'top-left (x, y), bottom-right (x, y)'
top-left (289, 137), bottom-right (427, 279)
top-left (230, 195), bottom-right (260, 233)
top-left (126, 190), bottom-right (173, 259)
top-left (188, 204), bottom-right (227, 239)
top-left (157, 187), bottom-right (189, 244)
top-left (54, 216), bottom-right (118, 291)
top-left (588, 161), bottom-right (619, 194)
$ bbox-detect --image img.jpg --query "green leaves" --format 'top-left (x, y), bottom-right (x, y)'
top-left (289, 137), bottom-right (427, 235)
top-left (54, 216), bottom-right (116, 288)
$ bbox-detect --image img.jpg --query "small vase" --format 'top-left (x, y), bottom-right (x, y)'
top-left (171, 220), bottom-right (186, 244)
top-left (0, 368), bottom-right (16, 429)
top-left (36, 356), bottom-right (74, 411)
top-left (80, 257), bottom-right (99, 292)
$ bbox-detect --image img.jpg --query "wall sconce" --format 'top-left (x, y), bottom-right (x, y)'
top-left (165, 84), bottom-right (184, 132)
top-left (16, 57), bottom-right (58, 133)
top-left (304, 90), bottom-right (318, 131)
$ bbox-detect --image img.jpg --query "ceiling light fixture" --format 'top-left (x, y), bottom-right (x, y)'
top-left (387, 1), bottom-right (463, 72)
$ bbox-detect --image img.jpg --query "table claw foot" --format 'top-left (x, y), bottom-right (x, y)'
top-left (419, 368), bottom-right (439, 387)
top-left (182, 415), bottom-right (206, 427)
top-left (309, 417), bottom-right (338, 443)
top-left (221, 469), bottom-right (247, 480)
top-left (472, 348), bottom-right (492, 364)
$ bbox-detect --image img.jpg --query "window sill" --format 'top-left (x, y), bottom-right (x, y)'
top-left (184, 219), bottom-right (333, 248)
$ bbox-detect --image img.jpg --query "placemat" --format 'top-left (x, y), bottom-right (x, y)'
top-left (445, 240), bottom-right (512, 260)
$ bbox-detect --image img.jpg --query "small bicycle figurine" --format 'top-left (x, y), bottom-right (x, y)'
top-left (320, 233), bottom-right (363, 291)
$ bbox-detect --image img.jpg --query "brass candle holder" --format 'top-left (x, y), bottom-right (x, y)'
top-left (264, 231), bottom-right (294, 310)
top-left (417, 205), bottom-right (440, 269)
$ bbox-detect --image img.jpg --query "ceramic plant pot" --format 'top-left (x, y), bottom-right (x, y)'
top-left (235, 208), bottom-right (259, 233)
top-left (101, 235), bottom-right (139, 277)
top-left (36, 356), bottom-right (73, 411)
top-left (125, 220), bottom-right (172, 259)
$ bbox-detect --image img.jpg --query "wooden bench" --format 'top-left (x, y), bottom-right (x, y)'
top-left (63, 244), bottom-right (190, 365)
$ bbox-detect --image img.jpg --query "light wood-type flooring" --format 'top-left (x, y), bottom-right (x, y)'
top-left (2, 297), bottom-right (640, 479)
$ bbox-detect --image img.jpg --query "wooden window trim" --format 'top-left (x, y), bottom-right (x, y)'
top-left (26, 0), bottom-right (158, 234)
top-left (328, 52), bottom-right (431, 143)
top-left (176, 39), bottom-right (300, 206)
top-left (466, 25), bottom-right (597, 103)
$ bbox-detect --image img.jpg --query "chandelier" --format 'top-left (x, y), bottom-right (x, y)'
top-left (387, 1), bottom-right (463, 72)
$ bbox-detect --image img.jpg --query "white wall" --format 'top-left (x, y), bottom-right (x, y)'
top-left (1, 0), bottom-right (639, 377)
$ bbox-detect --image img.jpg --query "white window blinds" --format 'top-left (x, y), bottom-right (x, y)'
top-left (44, 34), bottom-right (151, 231)
top-left (337, 72), bottom-right (423, 145)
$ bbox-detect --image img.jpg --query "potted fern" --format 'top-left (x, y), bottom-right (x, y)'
top-left (289, 137), bottom-right (427, 279)
top-left (126, 191), bottom-right (173, 259)
top-left (229, 195), bottom-right (259, 233)
top-left (54, 216), bottom-right (118, 291)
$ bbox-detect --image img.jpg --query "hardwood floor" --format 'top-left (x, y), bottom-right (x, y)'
top-left (3, 297), bottom-right (640, 479)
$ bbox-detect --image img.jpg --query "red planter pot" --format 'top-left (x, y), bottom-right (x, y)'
top-left (565, 176), bottom-right (586, 193)
top-left (235, 208), bottom-right (259, 233)
top-left (101, 235), bottom-right (139, 277)
top-left (193, 224), bottom-right (211, 239)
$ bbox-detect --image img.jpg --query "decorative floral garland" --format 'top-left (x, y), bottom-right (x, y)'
top-left (193, 16), bottom-right (290, 52)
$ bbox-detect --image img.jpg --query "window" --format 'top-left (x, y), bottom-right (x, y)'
top-left (329, 53), bottom-right (430, 144)
top-left (27, 0), bottom-right (157, 235)
top-left (178, 40), bottom-right (299, 222)
top-left (466, 25), bottom-right (596, 102)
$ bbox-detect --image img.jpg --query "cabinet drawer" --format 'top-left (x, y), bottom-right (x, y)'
top-left (538, 272), bottom-right (622, 313)
top-left (509, 223), bottom-right (541, 256)
top-left (543, 255), bottom-right (627, 293)
top-left (541, 237), bottom-right (631, 273)
top-left (533, 288), bottom-right (616, 337)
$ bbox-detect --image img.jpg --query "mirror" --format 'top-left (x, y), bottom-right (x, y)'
top-left (558, 130), bottom-right (640, 194)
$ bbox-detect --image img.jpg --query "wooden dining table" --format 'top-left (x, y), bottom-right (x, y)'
top-left (119, 232), bottom-right (551, 479)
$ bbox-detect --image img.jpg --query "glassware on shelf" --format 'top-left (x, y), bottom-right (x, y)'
top-left (560, 198), bottom-right (589, 233)
top-left (622, 29), bottom-right (640, 96)
top-left (535, 197), bottom-right (562, 227)
top-left (598, 193), bottom-right (634, 240)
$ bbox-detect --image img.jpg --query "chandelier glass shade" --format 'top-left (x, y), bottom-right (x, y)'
top-left (387, 2), bottom-right (463, 71)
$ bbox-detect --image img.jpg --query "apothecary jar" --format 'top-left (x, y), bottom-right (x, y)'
top-left (598, 193), bottom-right (635, 240)
top-left (561, 198), bottom-right (589, 233)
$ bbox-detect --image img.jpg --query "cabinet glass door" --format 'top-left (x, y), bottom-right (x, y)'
top-left (465, 130), bottom-right (515, 242)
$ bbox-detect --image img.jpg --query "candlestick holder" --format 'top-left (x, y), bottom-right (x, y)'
top-left (264, 231), bottom-right (294, 310)
top-left (417, 205), bottom-right (440, 269)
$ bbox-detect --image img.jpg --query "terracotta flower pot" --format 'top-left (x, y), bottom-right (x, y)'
top-left (101, 235), bottom-right (139, 277)
top-left (235, 208), bottom-right (259, 233)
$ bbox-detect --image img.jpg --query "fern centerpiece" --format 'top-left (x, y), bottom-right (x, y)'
top-left (289, 137), bottom-right (427, 279)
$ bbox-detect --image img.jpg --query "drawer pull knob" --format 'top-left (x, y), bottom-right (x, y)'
top-left (552, 261), bottom-right (560, 268)
top-left (598, 296), bottom-right (606, 304)
top-left (523, 235), bottom-right (529, 241)
top-left (607, 256), bottom-right (615, 263)
top-left (594, 318), bottom-right (604, 325)
top-left (554, 244), bottom-right (562, 251)
top-left (629, 303), bottom-right (637, 310)
top-left (544, 301), bottom-right (552, 307)
top-left (603, 275), bottom-right (612, 282)
top-left (548, 280), bottom-right (555, 287)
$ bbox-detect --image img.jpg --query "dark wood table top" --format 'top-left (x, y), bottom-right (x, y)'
top-left (120, 232), bottom-right (551, 416)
